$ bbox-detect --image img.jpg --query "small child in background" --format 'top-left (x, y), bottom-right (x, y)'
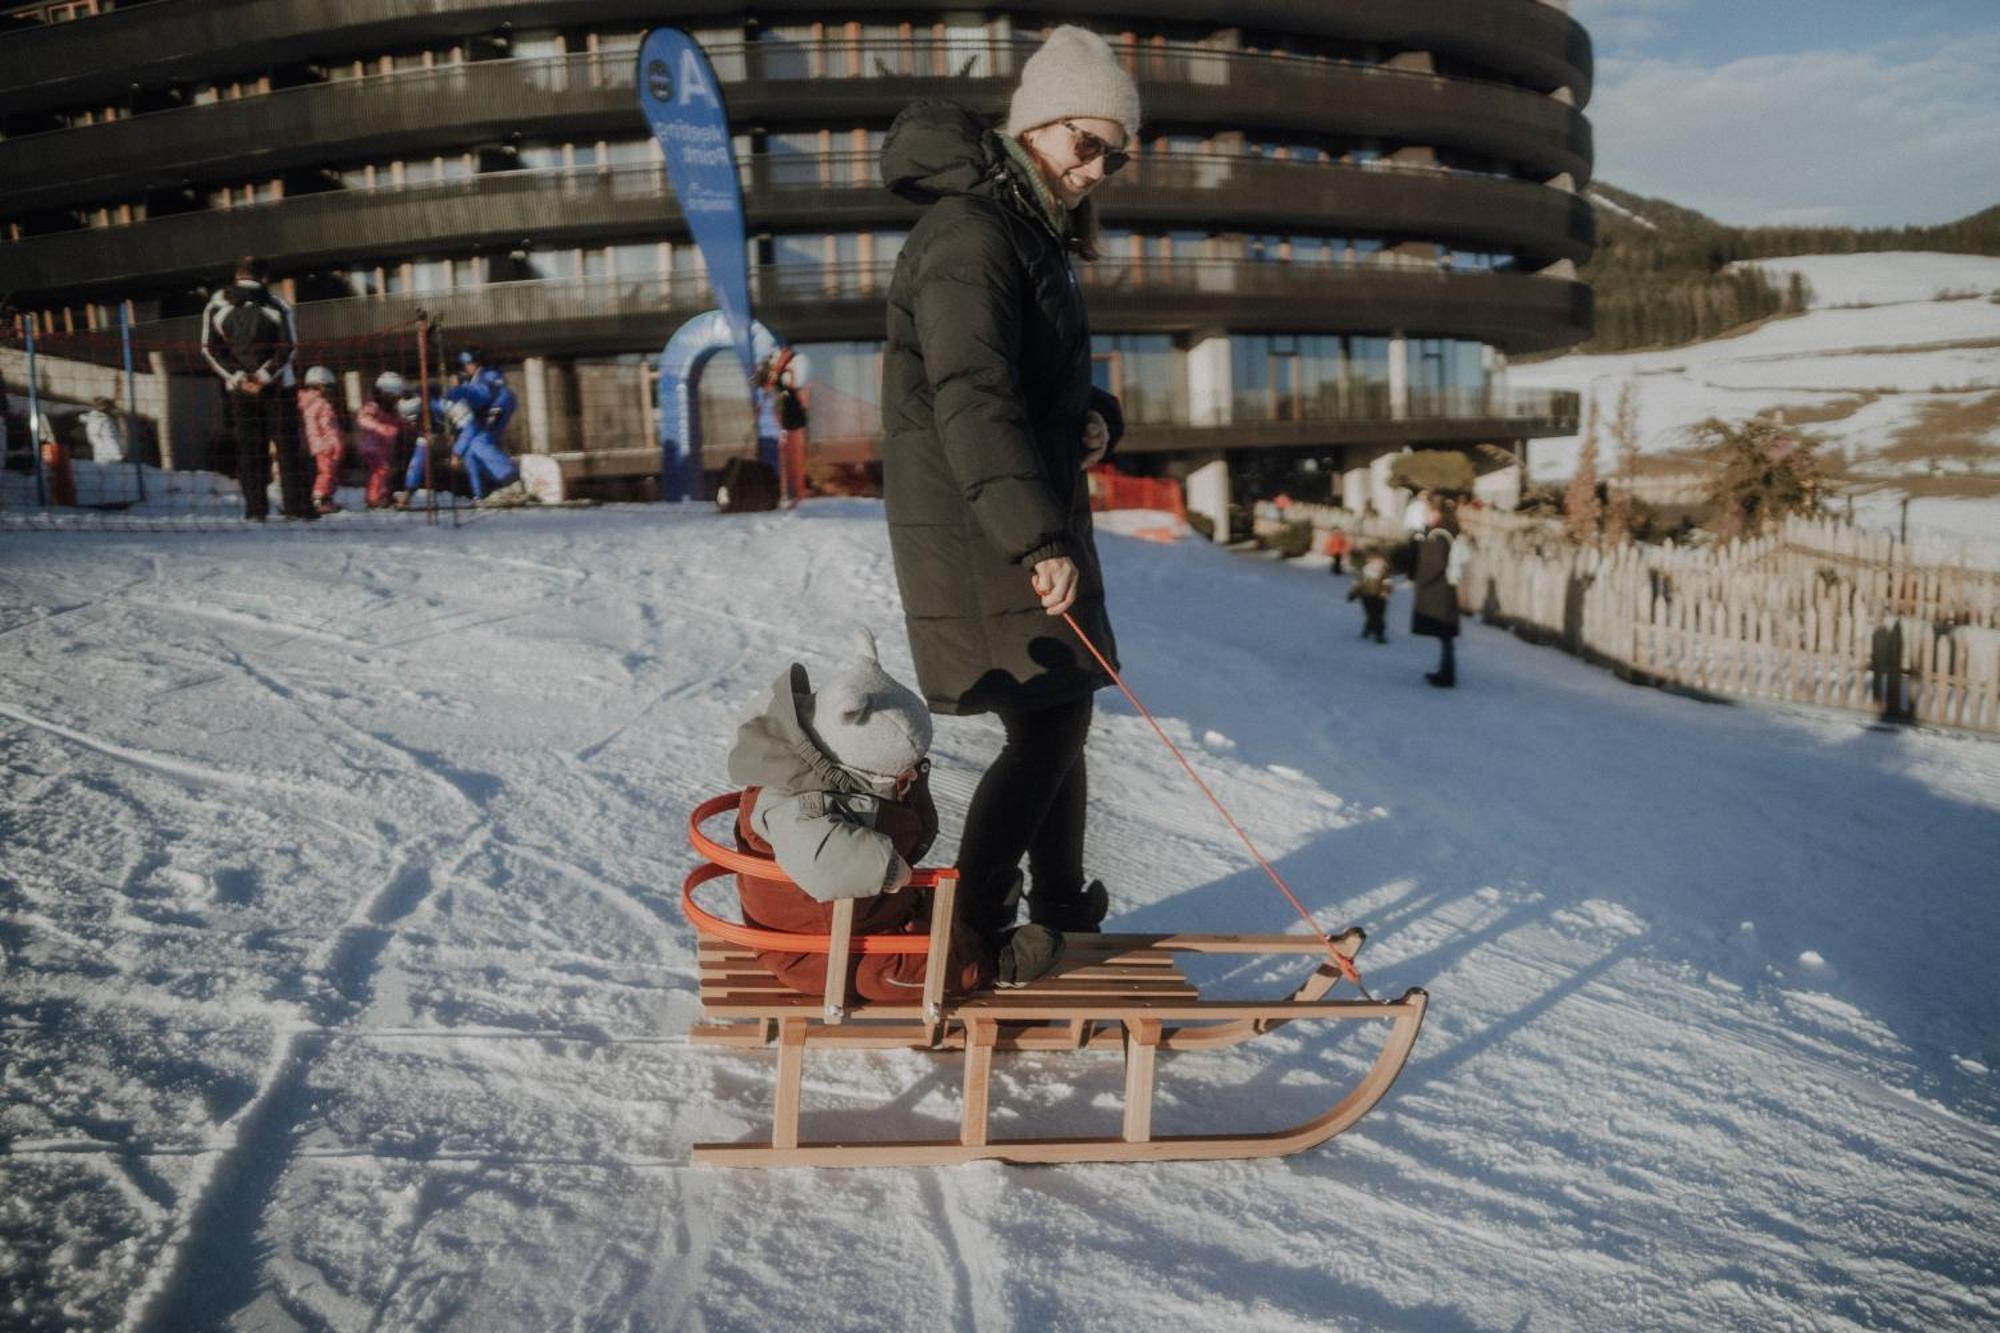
top-left (727, 629), bottom-right (1063, 1001)
top-left (1348, 553), bottom-right (1392, 644)
top-left (354, 372), bottom-right (410, 510)
top-left (1325, 524), bottom-right (1350, 576)
top-left (299, 365), bottom-right (346, 514)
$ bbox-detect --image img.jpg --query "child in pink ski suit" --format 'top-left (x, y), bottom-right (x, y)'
top-left (300, 366), bottom-right (345, 513)
top-left (353, 371), bottom-right (410, 510)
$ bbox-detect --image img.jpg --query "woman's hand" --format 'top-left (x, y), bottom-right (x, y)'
top-left (1081, 411), bottom-right (1111, 468)
top-left (1031, 557), bottom-right (1079, 616)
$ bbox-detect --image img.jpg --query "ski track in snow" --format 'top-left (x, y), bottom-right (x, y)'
top-left (2, 503), bottom-right (1997, 1332)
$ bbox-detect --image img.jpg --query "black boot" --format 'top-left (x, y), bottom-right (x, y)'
top-left (965, 868), bottom-right (1024, 940)
top-left (996, 924), bottom-right (1064, 987)
top-left (1027, 879), bottom-right (1109, 933)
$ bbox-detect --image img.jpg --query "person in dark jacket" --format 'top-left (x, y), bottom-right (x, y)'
top-left (878, 26), bottom-right (1137, 941)
top-left (1411, 494), bottom-right (1464, 687)
top-left (201, 256), bottom-right (312, 521)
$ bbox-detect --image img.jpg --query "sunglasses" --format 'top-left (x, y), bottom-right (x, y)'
top-left (1062, 120), bottom-right (1130, 175)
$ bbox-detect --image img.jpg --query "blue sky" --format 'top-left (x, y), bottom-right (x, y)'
top-left (1572, 0), bottom-right (2000, 226)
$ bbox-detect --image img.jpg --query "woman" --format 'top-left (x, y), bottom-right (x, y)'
top-left (1412, 494), bottom-right (1463, 687)
top-left (878, 26), bottom-right (1138, 941)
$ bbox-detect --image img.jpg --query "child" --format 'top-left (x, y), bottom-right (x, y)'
top-left (726, 629), bottom-right (1062, 1000)
top-left (354, 372), bottom-right (410, 510)
top-left (1348, 553), bottom-right (1392, 644)
top-left (1325, 523), bottom-right (1350, 576)
top-left (300, 365), bottom-right (345, 514)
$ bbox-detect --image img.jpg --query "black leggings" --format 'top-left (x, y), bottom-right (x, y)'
top-left (956, 695), bottom-right (1092, 938)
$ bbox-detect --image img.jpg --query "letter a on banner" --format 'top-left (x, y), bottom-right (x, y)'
top-left (638, 29), bottom-right (756, 381)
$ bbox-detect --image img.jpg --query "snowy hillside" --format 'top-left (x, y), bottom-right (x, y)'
top-left (1509, 252), bottom-right (2000, 542)
top-left (3, 505), bottom-right (1996, 1331)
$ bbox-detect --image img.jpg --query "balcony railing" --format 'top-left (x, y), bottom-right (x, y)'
top-left (0, 149), bottom-right (1593, 297)
top-left (118, 258), bottom-right (1589, 357)
top-left (0, 1), bottom-right (1591, 115)
top-left (0, 39), bottom-right (1591, 212)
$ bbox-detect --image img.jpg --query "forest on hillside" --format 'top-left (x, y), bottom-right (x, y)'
top-left (1558, 185), bottom-right (2000, 357)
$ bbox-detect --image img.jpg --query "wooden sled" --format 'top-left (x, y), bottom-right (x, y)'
top-left (684, 792), bottom-right (1427, 1167)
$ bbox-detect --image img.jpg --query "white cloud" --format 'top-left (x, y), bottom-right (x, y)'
top-left (1569, 0), bottom-right (1698, 53)
top-left (1588, 33), bottom-right (2000, 226)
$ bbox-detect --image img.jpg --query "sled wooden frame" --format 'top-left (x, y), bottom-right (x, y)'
top-left (683, 792), bottom-right (1428, 1167)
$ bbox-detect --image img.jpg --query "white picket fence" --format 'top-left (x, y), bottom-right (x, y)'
top-left (1459, 514), bottom-right (2000, 734)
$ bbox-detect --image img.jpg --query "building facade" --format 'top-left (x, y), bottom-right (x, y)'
top-left (0, 0), bottom-right (1592, 520)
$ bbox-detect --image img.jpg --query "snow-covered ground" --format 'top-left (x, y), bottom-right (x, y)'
top-left (3, 505), bottom-right (1997, 1331)
top-left (1510, 252), bottom-right (2000, 544)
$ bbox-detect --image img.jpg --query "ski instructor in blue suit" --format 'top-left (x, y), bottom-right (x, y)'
top-left (404, 347), bottom-right (521, 501)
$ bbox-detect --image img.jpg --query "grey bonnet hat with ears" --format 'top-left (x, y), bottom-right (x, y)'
top-left (1005, 25), bottom-right (1142, 139)
top-left (803, 628), bottom-right (933, 782)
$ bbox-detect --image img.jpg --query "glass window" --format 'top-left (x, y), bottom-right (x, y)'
top-left (694, 27), bottom-right (745, 81)
top-left (859, 23), bottom-right (905, 76)
top-left (512, 33), bottom-right (564, 60)
top-left (605, 137), bottom-right (655, 166)
top-left (768, 131), bottom-right (822, 187)
top-left (610, 243), bottom-right (659, 278)
top-left (1347, 337), bottom-right (1392, 417)
top-left (757, 26), bottom-right (814, 80)
top-left (528, 248), bottom-right (577, 281)
top-left (1231, 336), bottom-right (1273, 422)
top-left (791, 339), bottom-right (884, 440)
top-left (581, 248), bottom-right (610, 279)
top-left (1090, 334), bottom-right (1180, 424)
top-left (833, 233), bottom-right (863, 293)
top-left (772, 235), bottom-right (823, 296)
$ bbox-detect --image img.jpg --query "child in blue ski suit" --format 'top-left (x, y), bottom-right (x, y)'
top-left (403, 348), bottom-right (521, 500)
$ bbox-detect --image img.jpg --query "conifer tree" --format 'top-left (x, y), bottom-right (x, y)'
top-left (1693, 417), bottom-right (1832, 539)
top-left (1604, 382), bottom-right (1639, 542)
top-left (1565, 397), bottom-right (1603, 543)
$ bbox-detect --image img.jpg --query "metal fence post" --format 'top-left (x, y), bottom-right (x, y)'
top-left (120, 303), bottom-right (147, 503)
top-left (24, 314), bottom-right (47, 510)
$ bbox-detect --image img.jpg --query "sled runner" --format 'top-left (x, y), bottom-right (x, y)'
top-left (683, 791), bottom-right (1428, 1167)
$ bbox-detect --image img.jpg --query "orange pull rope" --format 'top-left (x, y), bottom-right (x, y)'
top-left (1062, 611), bottom-right (1370, 997)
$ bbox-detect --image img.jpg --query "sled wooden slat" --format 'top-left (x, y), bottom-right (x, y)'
top-left (701, 996), bottom-right (1407, 1021)
top-left (682, 791), bottom-right (1424, 1167)
top-left (693, 989), bottom-right (1429, 1168)
top-left (699, 963), bottom-right (1196, 988)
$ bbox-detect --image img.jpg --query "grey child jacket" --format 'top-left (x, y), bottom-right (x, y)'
top-left (727, 664), bottom-right (922, 902)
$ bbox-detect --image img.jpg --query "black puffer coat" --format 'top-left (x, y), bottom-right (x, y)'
top-left (879, 100), bottom-right (1121, 716)
top-left (1411, 529), bottom-right (1462, 639)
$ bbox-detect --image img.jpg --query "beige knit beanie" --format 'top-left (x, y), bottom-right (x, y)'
top-left (1005, 26), bottom-right (1142, 139)
top-left (802, 628), bottom-right (933, 783)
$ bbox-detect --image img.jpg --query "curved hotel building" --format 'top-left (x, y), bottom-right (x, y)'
top-left (0, 0), bottom-right (1592, 521)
